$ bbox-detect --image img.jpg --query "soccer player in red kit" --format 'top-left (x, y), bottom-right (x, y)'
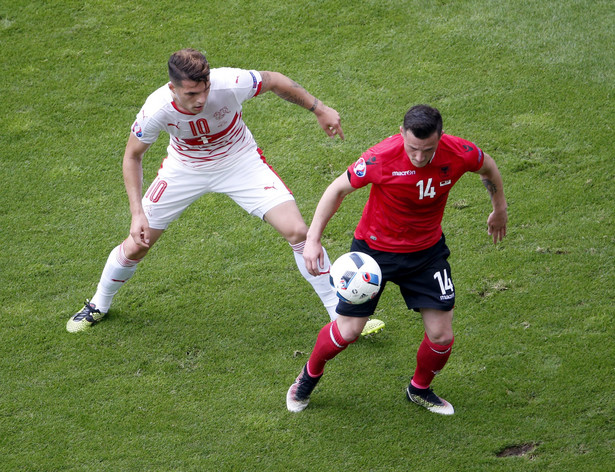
top-left (287, 104), bottom-right (508, 414)
top-left (66, 48), bottom-right (383, 334)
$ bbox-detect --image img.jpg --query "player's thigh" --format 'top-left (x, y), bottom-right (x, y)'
top-left (335, 280), bottom-right (386, 319)
top-left (397, 258), bottom-right (456, 313)
top-left (263, 200), bottom-right (307, 244)
top-left (394, 237), bottom-right (456, 312)
top-left (142, 164), bottom-right (209, 230)
top-left (221, 150), bottom-right (295, 221)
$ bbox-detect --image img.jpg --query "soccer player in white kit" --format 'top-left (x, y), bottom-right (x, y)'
top-left (67, 48), bottom-right (384, 334)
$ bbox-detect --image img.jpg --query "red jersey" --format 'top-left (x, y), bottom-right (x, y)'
top-left (348, 133), bottom-right (484, 253)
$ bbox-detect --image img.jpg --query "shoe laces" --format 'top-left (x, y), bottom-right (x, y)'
top-left (73, 300), bottom-right (101, 322)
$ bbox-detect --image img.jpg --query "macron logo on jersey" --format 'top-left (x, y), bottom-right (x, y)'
top-left (392, 170), bottom-right (416, 176)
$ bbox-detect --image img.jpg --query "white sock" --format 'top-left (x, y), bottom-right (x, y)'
top-left (291, 241), bottom-right (339, 321)
top-left (90, 243), bottom-right (141, 313)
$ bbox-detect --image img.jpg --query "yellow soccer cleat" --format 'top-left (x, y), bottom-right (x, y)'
top-left (361, 318), bottom-right (385, 336)
top-left (66, 300), bottom-right (106, 333)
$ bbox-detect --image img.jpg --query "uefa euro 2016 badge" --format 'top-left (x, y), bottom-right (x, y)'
top-left (132, 122), bottom-right (143, 138)
top-left (353, 157), bottom-right (366, 177)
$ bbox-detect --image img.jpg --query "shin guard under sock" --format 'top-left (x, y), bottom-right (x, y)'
top-left (90, 242), bottom-right (141, 312)
top-left (306, 320), bottom-right (356, 377)
top-left (411, 333), bottom-right (454, 389)
top-left (291, 241), bottom-right (339, 320)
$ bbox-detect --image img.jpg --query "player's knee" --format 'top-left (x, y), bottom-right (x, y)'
top-left (337, 316), bottom-right (365, 342)
top-left (127, 247), bottom-right (150, 261)
top-left (123, 239), bottom-right (151, 261)
top-left (283, 222), bottom-right (308, 245)
top-left (428, 332), bottom-right (454, 346)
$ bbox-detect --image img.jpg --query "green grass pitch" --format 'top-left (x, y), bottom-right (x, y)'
top-left (1, 1), bottom-right (613, 470)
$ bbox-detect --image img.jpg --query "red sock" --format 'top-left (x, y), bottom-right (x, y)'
top-left (306, 321), bottom-right (355, 377)
top-left (411, 333), bottom-right (454, 389)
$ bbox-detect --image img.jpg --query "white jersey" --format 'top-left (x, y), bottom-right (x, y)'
top-left (131, 67), bottom-right (263, 170)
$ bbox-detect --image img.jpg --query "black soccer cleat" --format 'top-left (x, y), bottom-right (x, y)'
top-left (406, 381), bottom-right (454, 415)
top-left (286, 364), bottom-right (322, 412)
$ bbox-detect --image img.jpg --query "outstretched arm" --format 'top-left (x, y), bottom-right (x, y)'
top-left (259, 70), bottom-right (344, 139)
top-left (304, 172), bottom-right (356, 276)
top-left (476, 153), bottom-right (508, 244)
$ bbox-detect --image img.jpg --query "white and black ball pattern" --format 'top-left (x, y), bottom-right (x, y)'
top-left (329, 252), bottom-right (382, 304)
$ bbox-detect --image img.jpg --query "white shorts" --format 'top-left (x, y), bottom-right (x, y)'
top-left (142, 148), bottom-right (295, 229)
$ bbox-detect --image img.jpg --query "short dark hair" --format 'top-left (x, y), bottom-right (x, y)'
top-left (402, 105), bottom-right (443, 139)
top-left (168, 48), bottom-right (210, 85)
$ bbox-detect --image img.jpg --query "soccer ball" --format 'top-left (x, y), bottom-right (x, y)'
top-left (329, 252), bottom-right (382, 304)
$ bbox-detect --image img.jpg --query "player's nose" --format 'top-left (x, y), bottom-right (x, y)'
top-left (415, 151), bottom-right (429, 162)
